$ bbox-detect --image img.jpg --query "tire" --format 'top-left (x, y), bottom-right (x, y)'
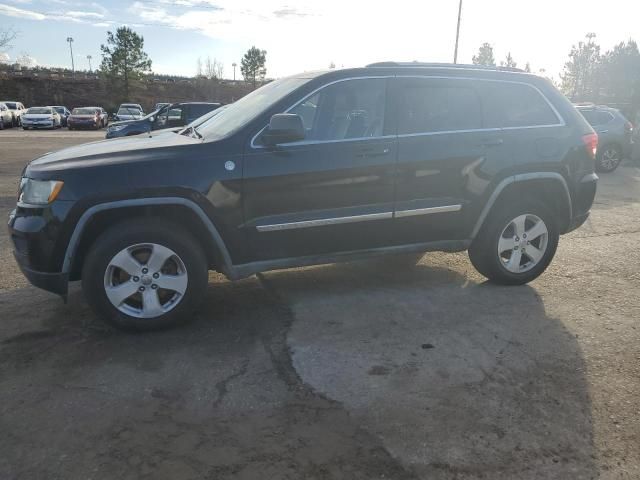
top-left (468, 199), bottom-right (559, 285)
top-left (596, 144), bottom-right (622, 173)
top-left (68, 126), bottom-right (74, 131)
top-left (0, 117), bottom-right (4, 130)
top-left (82, 219), bottom-right (209, 331)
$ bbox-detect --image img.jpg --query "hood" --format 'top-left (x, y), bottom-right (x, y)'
top-left (27, 133), bottom-right (201, 173)
top-left (109, 118), bottom-right (146, 128)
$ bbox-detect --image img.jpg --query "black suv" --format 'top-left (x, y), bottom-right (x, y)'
top-left (9, 63), bottom-right (598, 331)
top-left (105, 102), bottom-right (221, 139)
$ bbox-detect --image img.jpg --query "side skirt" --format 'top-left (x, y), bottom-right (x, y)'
top-left (226, 239), bottom-right (471, 280)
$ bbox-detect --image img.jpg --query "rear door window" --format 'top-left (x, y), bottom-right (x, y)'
top-left (396, 78), bottom-right (483, 134)
top-left (481, 82), bottom-right (560, 128)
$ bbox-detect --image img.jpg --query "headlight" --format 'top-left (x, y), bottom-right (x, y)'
top-left (19, 178), bottom-right (64, 205)
top-left (109, 125), bottom-right (127, 132)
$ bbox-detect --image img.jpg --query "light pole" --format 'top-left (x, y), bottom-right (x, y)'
top-left (453, 0), bottom-right (463, 64)
top-left (87, 55), bottom-right (92, 72)
top-left (66, 37), bottom-right (75, 77)
top-left (232, 62), bottom-right (237, 81)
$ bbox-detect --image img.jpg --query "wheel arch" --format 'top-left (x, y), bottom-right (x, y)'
top-left (471, 172), bottom-right (573, 239)
top-left (64, 197), bottom-right (234, 281)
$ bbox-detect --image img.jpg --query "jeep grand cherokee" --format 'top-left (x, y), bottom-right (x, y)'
top-left (8, 63), bottom-right (598, 331)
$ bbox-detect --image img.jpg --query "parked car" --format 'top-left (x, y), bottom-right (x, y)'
top-left (154, 102), bottom-right (171, 111)
top-left (9, 63), bottom-right (598, 331)
top-left (576, 105), bottom-right (633, 172)
top-left (21, 106), bottom-right (62, 129)
top-left (106, 102), bottom-right (221, 139)
top-left (0, 101), bottom-right (26, 126)
top-left (0, 102), bottom-right (15, 129)
top-left (51, 106), bottom-right (71, 127)
top-left (68, 107), bottom-right (107, 130)
top-left (150, 105), bottom-right (228, 137)
top-left (115, 104), bottom-right (144, 121)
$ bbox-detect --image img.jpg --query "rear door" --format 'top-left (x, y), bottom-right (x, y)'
top-left (392, 76), bottom-right (502, 245)
top-left (242, 77), bottom-right (398, 261)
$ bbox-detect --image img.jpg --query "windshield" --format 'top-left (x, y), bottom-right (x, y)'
top-left (72, 108), bottom-right (97, 115)
top-left (196, 77), bottom-right (311, 141)
top-left (53, 107), bottom-right (65, 114)
top-left (27, 107), bottom-right (52, 114)
top-left (118, 108), bottom-right (142, 116)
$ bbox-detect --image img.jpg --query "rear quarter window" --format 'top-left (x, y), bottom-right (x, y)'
top-left (480, 82), bottom-right (561, 128)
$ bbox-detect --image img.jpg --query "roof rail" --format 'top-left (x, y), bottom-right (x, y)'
top-left (365, 61), bottom-right (525, 73)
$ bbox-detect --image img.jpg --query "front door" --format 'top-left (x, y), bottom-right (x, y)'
top-left (242, 77), bottom-right (397, 262)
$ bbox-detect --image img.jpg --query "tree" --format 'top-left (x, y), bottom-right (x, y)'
top-left (560, 33), bottom-right (601, 101)
top-left (329, 61), bottom-right (336, 69)
top-left (204, 56), bottom-right (224, 80)
top-left (0, 28), bottom-right (17, 51)
top-left (472, 43), bottom-right (495, 66)
top-left (100, 27), bottom-right (152, 100)
top-left (598, 40), bottom-right (640, 107)
top-left (240, 46), bottom-right (267, 88)
top-left (524, 62), bottom-right (531, 73)
top-left (500, 52), bottom-right (517, 68)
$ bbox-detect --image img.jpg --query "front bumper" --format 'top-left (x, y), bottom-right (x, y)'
top-left (8, 203), bottom-right (74, 296)
top-left (23, 121), bottom-right (54, 128)
top-left (13, 251), bottom-right (68, 295)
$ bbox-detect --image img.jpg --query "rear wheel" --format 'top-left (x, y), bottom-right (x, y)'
top-left (596, 144), bottom-right (622, 173)
top-left (469, 200), bottom-right (559, 285)
top-left (82, 219), bottom-right (209, 331)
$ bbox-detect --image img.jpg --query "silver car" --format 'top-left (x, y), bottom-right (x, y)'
top-left (577, 105), bottom-right (634, 173)
top-left (21, 106), bottom-right (62, 130)
top-left (0, 101), bottom-right (26, 126)
top-left (0, 102), bottom-right (15, 129)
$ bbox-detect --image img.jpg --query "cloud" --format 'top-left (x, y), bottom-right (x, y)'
top-left (0, 3), bottom-right (45, 20)
top-left (273, 7), bottom-right (311, 18)
top-left (65, 10), bottom-right (104, 19)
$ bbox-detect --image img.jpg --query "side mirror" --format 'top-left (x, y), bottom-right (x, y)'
top-left (262, 114), bottom-right (305, 146)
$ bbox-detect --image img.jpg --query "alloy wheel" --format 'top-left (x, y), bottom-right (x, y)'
top-left (601, 147), bottom-right (621, 171)
top-left (103, 243), bottom-right (188, 318)
top-left (497, 214), bottom-right (549, 274)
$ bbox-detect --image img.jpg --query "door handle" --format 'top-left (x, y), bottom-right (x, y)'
top-left (598, 130), bottom-right (609, 134)
top-left (480, 138), bottom-right (504, 147)
top-left (355, 147), bottom-right (391, 158)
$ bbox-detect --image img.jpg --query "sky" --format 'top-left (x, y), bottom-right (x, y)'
top-left (0, 0), bottom-right (639, 81)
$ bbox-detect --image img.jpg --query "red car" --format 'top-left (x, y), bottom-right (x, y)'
top-left (67, 107), bottom-right (109, 130)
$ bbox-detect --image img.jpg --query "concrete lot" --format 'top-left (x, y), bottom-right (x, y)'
top-left (0, 129), bottom-right (638, 479)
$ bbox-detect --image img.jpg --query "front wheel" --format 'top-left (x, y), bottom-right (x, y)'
top-left (468, 200), bottom-right (559, 285)
top-left (82, 219), bottom-right (209, 331)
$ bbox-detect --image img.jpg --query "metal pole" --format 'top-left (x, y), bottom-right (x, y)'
top-left (87, 55), bottom-right (92, 72)
top-left (67, 37), bottom-right (75, 77)
top-left (453, 0), bottom-right (463, 64)
top-left (232, 62), bottom-right (237, 81)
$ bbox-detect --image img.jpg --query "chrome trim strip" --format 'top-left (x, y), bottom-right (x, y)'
top-left (256, 211), bottom-right (393, 232)
top-left (395, 204), bottom-right (462, 218)
top-left (250, 74), bottom-right (566, 149)
top-left (250, 74), bottom-right (565, 149)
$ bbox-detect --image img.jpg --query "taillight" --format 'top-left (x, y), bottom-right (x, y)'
top-left (582, 133), bottom-right (598, 159)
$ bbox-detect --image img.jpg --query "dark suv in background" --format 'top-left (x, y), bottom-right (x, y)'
top-left (9, 63), bottom-right (598, 331)
top-left (105, 102), bottom-right (221, 138)
top-left (576, 105), bottom-right (633, 172)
